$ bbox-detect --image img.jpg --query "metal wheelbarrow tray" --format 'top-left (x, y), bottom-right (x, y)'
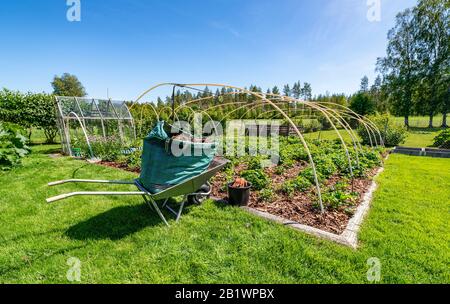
top-left (46, 157), bottom-right (228, 226)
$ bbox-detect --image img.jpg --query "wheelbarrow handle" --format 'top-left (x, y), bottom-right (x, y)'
top-left (48, 179), bottom-right (135, 186)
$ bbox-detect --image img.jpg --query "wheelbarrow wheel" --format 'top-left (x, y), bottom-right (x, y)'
top-left (188, 184), bottom-right (211, 205)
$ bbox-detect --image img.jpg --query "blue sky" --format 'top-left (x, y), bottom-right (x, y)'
top-left (0, 0), bottom-right (417, 101)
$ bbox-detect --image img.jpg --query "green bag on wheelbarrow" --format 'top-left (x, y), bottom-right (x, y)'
top-left (139, 121), bottom-right (217, 193)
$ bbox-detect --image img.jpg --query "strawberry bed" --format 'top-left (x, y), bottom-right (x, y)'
top-left (210, 137), bottom-right (385, 234)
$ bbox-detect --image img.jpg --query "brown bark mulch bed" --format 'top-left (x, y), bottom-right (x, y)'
top-left (211, 163), bottom-right (379, 235)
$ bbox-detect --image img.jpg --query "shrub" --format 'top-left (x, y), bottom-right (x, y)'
top-left (26, 93), bottom-right (58, 143)
top-left (117, 149), bottom-right (142, 170)
top-left (0, 89), bottom-right (58, 143)
top-left (278, 143), bottom-right (308, 167)
top-left (0, 123), bottom-right (30, 170)
top-left (280, 175), bottom-right (312, 196)
top-left (240, 169), bottom-right (270, 190)
top-left (74, 135), bottom-right (124, 161)
top-left (331, 152), bottom-right (350, 174)
top-left (274, 165), bottom-right (286, 175)
top-left (433, 129), bottom-right (450, 149)
top-left (358, 113), bottom-right (407, 147)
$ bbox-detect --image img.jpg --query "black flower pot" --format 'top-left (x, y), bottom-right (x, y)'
top-left (227, 182), bottom-right (252, 206)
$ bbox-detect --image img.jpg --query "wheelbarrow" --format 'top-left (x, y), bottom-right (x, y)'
top-left (46, 157), bottom-right (228, 226)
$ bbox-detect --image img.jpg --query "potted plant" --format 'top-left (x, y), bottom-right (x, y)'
top-left (227, 177), bottom-right (252, 206)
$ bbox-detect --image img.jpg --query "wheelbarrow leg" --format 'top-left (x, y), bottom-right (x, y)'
top-left (176, 195), bottom-right (187, 222)
top-left (143, 195), bottom-right (170, 227)
top-left (162, 198), bottom-right (169, 208)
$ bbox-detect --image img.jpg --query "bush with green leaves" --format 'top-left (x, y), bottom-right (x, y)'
top-left (433, 129), bottom-right (450, 149)
top-left (117, 149), bottom-right (142, 170)
top-left (274, 165), bottom-right (285, 175)
top-left (246, 155), bottom-right (263, 170)
top-left (349, 92), bottom-right (376, 116)
top-left (0, 123), bottom-right (30, 170)
top-left (357, 113), bottom-right (407, 147)
top-left (240, 169), bottom-right (270, 190)
top-left (280, 175), bottom-right (313, 197)
top-left (0, 89), bottom-right (58, 143)
top-left (73, 135), bottom-right (124, 161)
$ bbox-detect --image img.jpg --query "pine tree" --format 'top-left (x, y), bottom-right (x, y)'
top-left (283, 84), bottom-right (291, 97)
top-left (272, 86), bottom-right (280, 95)
top-left (301, 83), bottom-right (312, 100)
top-left (292, 81), bottom-right (301, 99)
top-left (360, 76), bottom-right (369, 92)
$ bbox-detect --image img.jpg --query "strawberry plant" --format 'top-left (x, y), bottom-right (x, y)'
top-left (240, 169), bottom-right (270, 190)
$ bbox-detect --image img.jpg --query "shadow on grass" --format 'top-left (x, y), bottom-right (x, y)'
top-left (30, 143), bottom-right (62, 155)
top-left (212, 198), bottom-right (231, 209)
top-left (38, 147), bottom-right (63, 155)
top-left (66, 204), bottom-right (164, 240)
top-left (408, 127), bottom-right (444, 133)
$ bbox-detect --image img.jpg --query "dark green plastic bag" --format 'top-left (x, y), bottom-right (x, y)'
top-left (139, 121), bottom-right (216, 193)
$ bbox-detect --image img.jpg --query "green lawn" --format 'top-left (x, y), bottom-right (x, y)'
top-left (402, 128), bottom-right (441, 148)
top-left (0, 145), bottom-right (449, 283)
top-left (303, 127), bottom-right (443, 148)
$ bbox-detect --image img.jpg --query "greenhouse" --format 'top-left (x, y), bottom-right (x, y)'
top-left (54, 96), bottom-right (136, 157)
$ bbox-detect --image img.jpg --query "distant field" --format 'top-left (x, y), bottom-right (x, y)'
top-left (392, 115), bottom-right (444, 128)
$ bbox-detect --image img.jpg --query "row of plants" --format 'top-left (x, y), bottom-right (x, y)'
top-left (72, 134), bottom-right (141, 162)
top-left (0, 123), bottom-right (30, 170)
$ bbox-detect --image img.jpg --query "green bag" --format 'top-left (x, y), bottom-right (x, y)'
top-left (139, 121), bottom-right (216, 193)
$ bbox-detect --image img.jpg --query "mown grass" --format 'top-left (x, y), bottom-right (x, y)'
top-left (303, 127), bottom-right (444, 148)
top-left (1, 146), bottom-right (448, 283)
top-left (402, 128), bottom-right (442, 148)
